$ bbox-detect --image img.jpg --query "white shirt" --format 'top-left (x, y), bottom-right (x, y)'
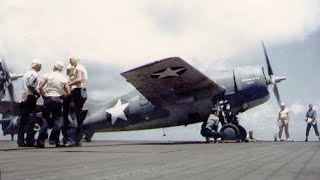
top-left (21, 69), bottom-right (39, 101)
top-left (75, 64), bottom-right (88, 88)
top-left (206, 114), bottom-right (220, 131)
top-left (279, 108), bottom-right (289, 121)
top-left (43, 71), bottom-right (68, 97)
top-left (67, 65), bottom-right (77, 91)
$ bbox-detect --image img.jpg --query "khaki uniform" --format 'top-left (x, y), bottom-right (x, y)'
top-left (278, 108), bottom-right (289, 140)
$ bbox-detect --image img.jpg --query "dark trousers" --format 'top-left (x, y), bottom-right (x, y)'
top-left (18, 95), bottom-right (37, 146)
top-left (62, 96), bottom-right (71, 144)
top-left (201, 128), bottom-right (222, 139)
top-left (37, 97), bottom-right (63, 145)
top-left (306, 123), bottom-right (319, 137)
top-left (67, 88), bottom-right (87, 144)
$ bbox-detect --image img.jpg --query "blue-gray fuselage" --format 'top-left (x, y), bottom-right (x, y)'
top-left (82, 66), bottom-right (270, 133)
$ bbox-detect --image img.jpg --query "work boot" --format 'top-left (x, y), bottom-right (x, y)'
top-left (36, 143), bottom-right (45, 148)
top-left (65, 142), bottom-right (75, 147)
top-left (36, 140), bottom-right (45, 148)
top-left (55, 144), bottom-right (64, 148)
top-left (49, 140), bottom-right (55, 145)
top-left (25, 143), bottom-right (35, 147)
top-left (18, 143), bottom-right (26, 147)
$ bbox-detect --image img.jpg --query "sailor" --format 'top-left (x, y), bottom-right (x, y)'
top-left (62, 64), bottom-right (76, 145)
top-left (65, 57), bottom-right (88, 147)
top-left (18, 59), bottom-right (42, 147)
top-left (277, 103), bottom-right (290, 141)
top-left (201, 107), bottom-right (223, 143)
top-left (305, 104), bottom-right (320, 142)
top-left (36, 61), bottom-right (70, 148)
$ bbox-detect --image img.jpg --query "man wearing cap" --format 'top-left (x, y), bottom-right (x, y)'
top-left (18, 59), bottom-right (42, 147)
top-left (305, 104), bottom-right (320, 142)
top-left (62, 64), bottom-right (76, 145)
top-left (66, 57), bottom-right (87, 147)
top-left (201, 107), bottom-right (223, 143)
top-left (36, 61), bottom-right (70, 148)
top-left (277, 103), bottom-right (290, 141)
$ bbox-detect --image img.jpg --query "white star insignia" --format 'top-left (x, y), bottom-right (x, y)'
top-left (152, 67), bottom-right (185, 79)
top-left (106, 99), bottom-right (129, 125)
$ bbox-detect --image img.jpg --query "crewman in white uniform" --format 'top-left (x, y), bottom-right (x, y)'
top-left (277, 103), bottom-right (290, 141)
top-left (18, 59), bottom-right (42, 147)
top-left (65, 57), bottom-right (88, 147)
top-left (36, 61), bottom-right (70, 148)
top-left (62, 64), bottom-right (76, 145)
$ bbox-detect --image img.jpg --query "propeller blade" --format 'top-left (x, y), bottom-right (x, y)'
top-left (273, 84), bottom-right (281, 107)
top-left (262, 41), bottom-right (274, 76)
top-left (7, 83), bottom-right (15, 103)
top-left (0, 56), bottom-right (9, 79)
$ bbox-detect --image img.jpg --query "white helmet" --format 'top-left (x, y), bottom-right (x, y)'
top-left (54, 60), bottom-right (65, 71)
top-left (69, 56), bottom-right (80, 65)
top-left (31, 58), bottom-right (42, 68)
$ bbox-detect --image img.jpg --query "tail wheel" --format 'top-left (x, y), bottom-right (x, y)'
top-left (220, 124), bottom-right (240, 141)
top-left (236, 125), bottom-right (247, 142)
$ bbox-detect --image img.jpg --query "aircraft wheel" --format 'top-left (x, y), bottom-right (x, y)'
top-left (236, 125), bottom-right (247, 142)
top-left (220, 124), bottom-right (240, 141)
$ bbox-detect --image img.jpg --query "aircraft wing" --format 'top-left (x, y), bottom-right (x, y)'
top-left (0, 101), bottom-right (43, 116)
top-left (121, 57), bottom-right (225, 106)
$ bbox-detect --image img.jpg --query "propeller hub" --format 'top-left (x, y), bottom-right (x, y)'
top-left (266, 76), bottom-right (286, 85)
top-left (274, 76), bottom-right (286, 84)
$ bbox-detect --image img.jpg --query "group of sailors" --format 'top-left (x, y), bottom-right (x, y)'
top-left (18, 57), bottom-right (87, 148)
top-left (276, 103), bottom-right (319, 142)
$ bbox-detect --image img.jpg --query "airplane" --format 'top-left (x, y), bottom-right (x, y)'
top-left (0, 56), bottom-right (23, 101)
top-left (0, 43), bottom-right (286, 142)
top-left (0, 56), bottom-right (23, 140)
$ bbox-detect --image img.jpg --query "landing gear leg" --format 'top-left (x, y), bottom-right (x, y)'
top-left (219, 101), bottom-right (248, 143)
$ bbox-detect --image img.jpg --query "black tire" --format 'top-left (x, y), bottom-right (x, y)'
top-left (236, 125), bottom-right (247, 142)
top-left (220, 124), bottom-right (240, 141)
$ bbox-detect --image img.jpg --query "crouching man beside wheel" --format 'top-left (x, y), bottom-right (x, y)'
top-left (201, 107), bottom-right (223, 143)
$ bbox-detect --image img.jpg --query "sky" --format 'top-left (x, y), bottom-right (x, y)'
top-left (1, 0), bottom-right (320, 141)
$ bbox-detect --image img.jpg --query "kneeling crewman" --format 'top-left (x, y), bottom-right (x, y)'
top-left (201, 107), bottom-right (223, 143)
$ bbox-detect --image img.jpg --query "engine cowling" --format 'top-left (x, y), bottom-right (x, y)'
top-left (224, 66), bottom-right (270, 113)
